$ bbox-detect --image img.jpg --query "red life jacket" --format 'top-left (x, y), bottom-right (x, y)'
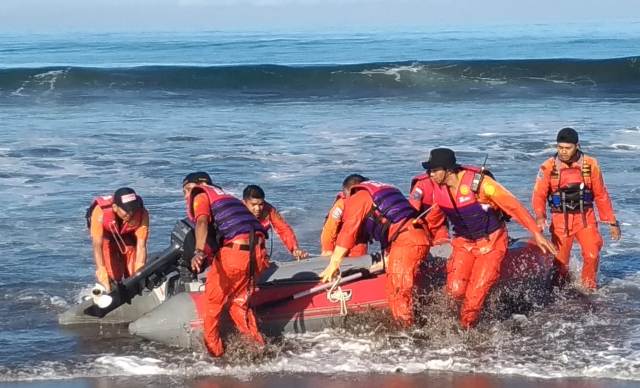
top-left (86, 195), bottom-right (143, 252)
top-left (186, 184), bottom-right (265, 243)
top-left (432, 168), bottom-right (504, 240)
top-left (548, 153), bottom-right (594, 213)
top-left (351, 181), bottom-right (417, 249)
top-left (410, 173), bottom-right (436, 212)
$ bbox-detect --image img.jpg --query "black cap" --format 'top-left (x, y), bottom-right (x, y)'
top-left (557, 127), bottom-right (579, 144)
top-left (421, 148), bottom-right (460, 170)
top-left (113, 187), bottom-right (143, 214)
top-left (182, 171), bottom-right (212, 187)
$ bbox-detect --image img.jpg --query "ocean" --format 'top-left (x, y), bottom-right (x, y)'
top-left (0, 23), bottom-right (639, 386)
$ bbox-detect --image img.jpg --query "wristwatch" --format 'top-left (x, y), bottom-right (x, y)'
top-left (610, 221), bottom-right (620, 227)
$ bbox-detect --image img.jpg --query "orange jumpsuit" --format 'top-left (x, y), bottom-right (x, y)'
top-left (409, 174), bottom-right (450, 245)
top-left (428, 172), bottom-right (540, 328)
top-left (258, 202), bottom-right (300, 255)
top-left (90, 206), bottom-right (149, 283)
top-left (337, 190), bottom-right (429, 326)
top-left (532, 153), bottom-right (616, 289)
top-left (320, 195), bottom-right (368, 257)
top-left (193, 193), bottom-right (266, 357)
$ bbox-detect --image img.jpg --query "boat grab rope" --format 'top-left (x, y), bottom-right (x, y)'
top-left (327, 273), bottom-right (353, 316)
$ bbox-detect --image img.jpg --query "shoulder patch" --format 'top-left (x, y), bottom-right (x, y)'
top-left (459, 185), bottom-right (470, 196)
top-left (411, 188), bottom-right (423, 200)
top-left (483, 183), bottom-right (496, 196)
top-left (331, 207), bottom-right (343, 220)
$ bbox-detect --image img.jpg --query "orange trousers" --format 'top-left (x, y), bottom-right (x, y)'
top-left (102, 239), bottom-right (136, 282)
top-left (203, 246), bottom-right (266, 357)
top-left (550, 212), bottom-right (603, 289)
top-left (446, 227), bottom-right (508, 328)
top-left (385, 227), bottom-right (430, 327)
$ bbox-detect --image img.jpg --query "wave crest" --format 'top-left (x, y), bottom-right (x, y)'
top-left (1, 57), bottom-right (639, 99)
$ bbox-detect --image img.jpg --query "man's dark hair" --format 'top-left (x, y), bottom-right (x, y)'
top-left (342, 174), bottom-right (368, 189)
top-left (243, 184), bottom-right (265, 200)
top-left (557, 127), bottom-right (579, 145)
top-left (182, 171), bottom-right (212, 186)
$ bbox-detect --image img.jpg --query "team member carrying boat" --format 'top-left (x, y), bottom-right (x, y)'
top-left (423, 148), bottom-right (557, 328)
top-left (320, 174), bottom-right (369, 257)
top-left (532, 127), bottom-right (621, 289)
top-left (183, 172), bottom-right (267, 357)
top-left (319, 175), bottom-right (430, 327)
top-left (87, 187), bottom-right (149, 292)
top-left (242, 184), bottom-right (309, 261)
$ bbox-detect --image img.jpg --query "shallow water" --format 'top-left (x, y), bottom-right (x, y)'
top-left (0, 24), bottom-right (639, 384)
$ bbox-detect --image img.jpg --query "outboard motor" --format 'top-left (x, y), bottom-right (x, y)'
top-left (84, 218), bottom-right (196, 318)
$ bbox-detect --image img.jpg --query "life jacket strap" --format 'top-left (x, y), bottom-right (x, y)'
top-left (108, 222), bottom-right (129, 255)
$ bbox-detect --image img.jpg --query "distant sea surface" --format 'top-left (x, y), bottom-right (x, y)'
top-left (1, 23), bottom-right (639, 386)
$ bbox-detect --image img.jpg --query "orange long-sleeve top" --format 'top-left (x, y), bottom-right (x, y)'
top-left (320, 196), bottom-right (345, 252)
top-left (427, 172), bottom-right (539, 236)
top-left (336, 190), bottom-right (409, 249)
top-left (258, 202), bottom-right (299, 253)
top-left (532, 154), bottom-right (616, 223)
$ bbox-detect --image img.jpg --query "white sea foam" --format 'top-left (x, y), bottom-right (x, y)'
top-left (11, 69), bottom-right (69, 96)
top-left (95, 356), bottom-right (167, 375)
top-left (358, 64), bottom-right (424, 82)
top-left (33, 69), bottom-right (68, 91)
top-left (522, 76), bottom-right (597, 87)
top-left (11, 86), bottom-right (27, 96)
top-left (611, 143), bottom-right (640, 151)
top-left (49, 296), bottom-right (69, 308)
top-left (3, 288), bottom-right (70, 315)
top-left (75, 284), bottom-right (98, 304)
top-left (4, 323), bottom-right (640, 382)
top-left (605, 272), bottom-right (640, 292)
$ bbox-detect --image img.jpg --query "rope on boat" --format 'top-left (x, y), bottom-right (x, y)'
top-left (327, 273), bottom-right (353, 316)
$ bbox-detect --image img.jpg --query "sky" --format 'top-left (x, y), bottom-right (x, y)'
top-left (1, 0), bottom-right (639, 32)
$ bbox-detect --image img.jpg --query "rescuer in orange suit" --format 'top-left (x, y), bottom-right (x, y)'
top-left (409, 171), bottom-right (449, 245)
top-left (242, 184), bottom-right (309, 262)
top-left (88, 187), bottom-right (149, 292)
top-left (183, 172), bottom-right (267, 357)
top-left (320, 175), bottom-right (430, 327)
top-left (423, 148), bottom-right (557, 328)
top-left (532, 127), bottom-right (621, 289)
top-left (320, 174), bottom-right (369, 257)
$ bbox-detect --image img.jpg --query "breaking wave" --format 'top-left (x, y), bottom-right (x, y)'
top-left (1, 57), bottom-right (639, 99)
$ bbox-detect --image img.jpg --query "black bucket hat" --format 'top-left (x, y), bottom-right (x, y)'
top-left (421, 148), bottom-right (460, 171)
